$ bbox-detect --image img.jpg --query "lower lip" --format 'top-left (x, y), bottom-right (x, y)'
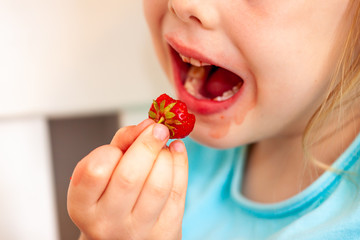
top-left (169, 46), bottom-right (245, 115)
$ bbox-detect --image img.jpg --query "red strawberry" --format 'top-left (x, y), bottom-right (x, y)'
top-left (148, 94), bottom-right (195, 139)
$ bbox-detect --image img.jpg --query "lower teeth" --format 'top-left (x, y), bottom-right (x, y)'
top-left (213, 83), bottom-right (242, 101)
top-left (213, 90), bottom-right (234, 101)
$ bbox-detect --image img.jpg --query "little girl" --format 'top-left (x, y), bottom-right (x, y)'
top-left (67, 0), bottom-right (360, 239)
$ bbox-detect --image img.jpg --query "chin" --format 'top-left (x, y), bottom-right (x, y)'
top-left (188, 125), bottom-right (245, 149)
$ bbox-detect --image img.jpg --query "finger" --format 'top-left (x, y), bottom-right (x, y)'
top-left (110, 118), bottom-right (154, 152)
top-left (67, 145), bottom-right (122, 217)
top-left (99, 123), bottom-right (170, 216)
top-left (131, 148), bottom-right (174, 228)
top-left (157, 140), bottom-right (188, 228)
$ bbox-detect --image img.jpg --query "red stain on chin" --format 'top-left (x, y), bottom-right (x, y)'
top-left (208, 100), bottom-right (255, 139)
top-left (235, 100), bottom-right (255, 125)
top-left (209, 118), bottom-right (231, 139)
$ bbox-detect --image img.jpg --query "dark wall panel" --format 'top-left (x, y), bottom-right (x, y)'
top-left (49, 114), bottom-right (119, 240)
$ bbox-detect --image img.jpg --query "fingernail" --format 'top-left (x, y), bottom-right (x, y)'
top-left (172, 141), bottom-right (185, 153)
top-left (153, 124), bottom-right (169, 141)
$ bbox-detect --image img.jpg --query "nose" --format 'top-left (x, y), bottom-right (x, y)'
top-left (168, 0), bottom-right (219, 29)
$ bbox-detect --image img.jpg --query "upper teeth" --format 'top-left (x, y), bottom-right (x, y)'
top-left (179, 54), bottom-right (211, 67)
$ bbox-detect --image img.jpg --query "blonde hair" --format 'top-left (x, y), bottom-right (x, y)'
top-left (303, 0), bottom-right (360, 170)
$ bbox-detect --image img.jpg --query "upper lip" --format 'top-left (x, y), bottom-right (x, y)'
top-left (164, 34), bottom-right (244, 81)
top-left (165, 34), bottom-right (219, 67)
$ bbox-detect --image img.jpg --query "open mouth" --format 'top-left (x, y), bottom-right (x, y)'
top-left (169, 45), bottom-right (244, 114)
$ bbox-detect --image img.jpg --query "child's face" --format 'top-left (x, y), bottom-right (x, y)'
top-left (144, 0), bottom-right (350, 148)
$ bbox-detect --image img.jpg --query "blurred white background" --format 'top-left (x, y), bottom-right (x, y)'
top-left (0, 0), bottom-right (171, 239)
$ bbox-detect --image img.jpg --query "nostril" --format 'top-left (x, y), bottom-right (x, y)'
top-left (169, 6), bottom-right (176, 15)
top-left (169, 0), bottom-right (218, 29)
top-left (189, 15), bottom-right (202, 25)
top-left (169, 6), bottom-right (201, 25)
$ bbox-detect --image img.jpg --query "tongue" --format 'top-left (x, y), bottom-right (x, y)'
top-left (202, 67), bottom-right (242, 99)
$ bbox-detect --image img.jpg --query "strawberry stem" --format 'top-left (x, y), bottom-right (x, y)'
top-left (158, 117), bottom-right (165, 124)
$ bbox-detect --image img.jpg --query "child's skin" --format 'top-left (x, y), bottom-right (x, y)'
top-left (68, 0), bottom-right (359, 239)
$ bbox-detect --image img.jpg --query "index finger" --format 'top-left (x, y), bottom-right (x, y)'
top-left (110, 118), bottom-right (154, 152)
top-left (99, 123), bottom-right (170, 215)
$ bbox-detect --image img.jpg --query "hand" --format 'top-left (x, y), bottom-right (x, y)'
top-left (67, 119), bottom-right (188, 240)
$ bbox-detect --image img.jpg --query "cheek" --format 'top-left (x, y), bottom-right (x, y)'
top-left (143, 0), bottom-right (167, 23)
top-left (143, 0), bottom-right (172, 78)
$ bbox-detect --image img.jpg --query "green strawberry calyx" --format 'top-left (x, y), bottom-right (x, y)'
top-left (149, 99), bottom-right (182, 137)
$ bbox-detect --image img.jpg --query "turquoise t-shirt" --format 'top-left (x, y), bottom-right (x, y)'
top-left (182, 135), bottom-right (360, 240)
